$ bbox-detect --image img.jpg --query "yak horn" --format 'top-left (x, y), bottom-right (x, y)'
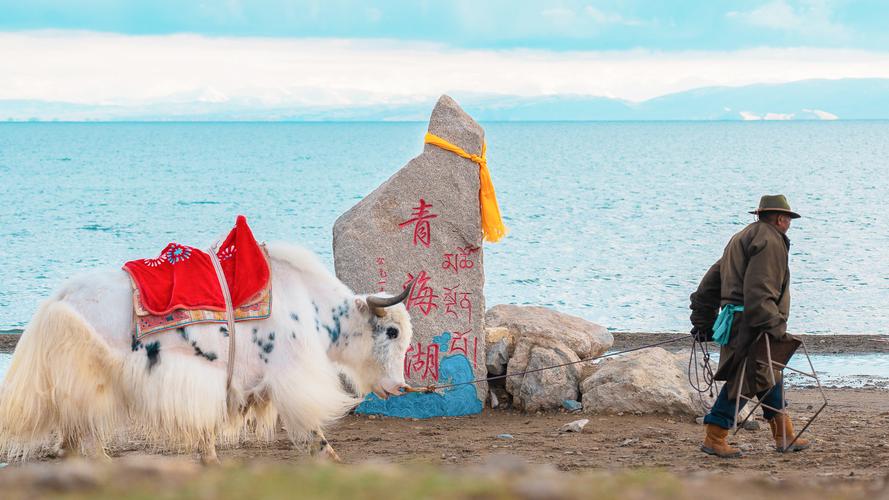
top-left (366, 279), bottom-right (415, 317)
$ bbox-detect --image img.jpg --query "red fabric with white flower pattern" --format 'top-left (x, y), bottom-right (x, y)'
top-left (123, 215), bottom-right (269, 316)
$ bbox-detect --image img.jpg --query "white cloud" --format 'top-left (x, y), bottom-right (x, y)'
top-left (803, 108), bottom-right (839, 119)
top-left (2, 31), bottom-right (889, 107)
top-left (197, 87), bottom-right (230, 103)
top-left (728, 1), bottom-right (800, 29)
top-left (727, 0), bottom-right (847, 38)
top-left (540, 5), bottom-right (644, 30)
top-left (541, 7), bottom-right (576, 21)
top-left (584, 6), bottom-right (643, 26)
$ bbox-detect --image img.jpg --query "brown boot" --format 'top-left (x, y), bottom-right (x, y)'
top-left (701, 424), bottom-right (742, 458)
top-left (768, 413), bottom-right (811, 452)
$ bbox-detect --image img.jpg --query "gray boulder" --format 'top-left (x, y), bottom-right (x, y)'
top-left (485, 305), bottom-right (612, 411)
top-left (580, 347), bottom-right (710, 417)
top-left (485, 305), bottom-right (613, 360)
top-left (486, 338), bottom-right (510, 376)
top-left (484, 326), bottom-right (513, 376)
top-left (509, 344), bottom-right (581, 412)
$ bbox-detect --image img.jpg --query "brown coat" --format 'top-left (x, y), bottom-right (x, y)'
top-left (690, 221), bottom-right (795, 398)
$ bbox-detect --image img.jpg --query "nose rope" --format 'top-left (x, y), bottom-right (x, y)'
top-left (688, 334), bottom-right (717, 407)
top-left (401, 335), bottom-right (691, 394)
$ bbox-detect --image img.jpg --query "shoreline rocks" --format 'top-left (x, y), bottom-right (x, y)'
top-left (485, 305), bottom-right (613, 411)
top-left (508, 344), bottom-right (582, 412)
top-left (580, 347), bottom-right (711, 417)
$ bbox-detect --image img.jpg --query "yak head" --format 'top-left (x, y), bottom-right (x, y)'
top-left (330, 283), bottom-right (415, 400)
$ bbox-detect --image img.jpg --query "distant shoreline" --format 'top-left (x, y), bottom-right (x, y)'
top-left (5, 78), bottom-right (889, 123)
top-left (610, 332), bottom-right (889, 355)
top-left (2, 331), bottom-right (888, 355)
top-left (4, 119), bottom-right (889, 124)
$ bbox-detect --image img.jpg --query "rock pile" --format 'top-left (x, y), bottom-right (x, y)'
top-left (484, 305), bottom-right (612, 412)
top-left (485, 305), bottom-right (710, 418)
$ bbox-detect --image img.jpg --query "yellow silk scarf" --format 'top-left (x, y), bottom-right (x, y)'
top-left (424, 132), bottom-right (507, 243)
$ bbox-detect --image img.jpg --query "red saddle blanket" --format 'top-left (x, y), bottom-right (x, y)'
top-left (123, 215), bottom-right (270, 317)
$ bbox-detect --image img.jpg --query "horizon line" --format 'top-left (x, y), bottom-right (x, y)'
top-left (3, 118), bottom-right (889, 124)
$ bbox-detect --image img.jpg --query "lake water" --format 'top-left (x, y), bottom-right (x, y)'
top-left (1, 121), bottom-right (888, 333)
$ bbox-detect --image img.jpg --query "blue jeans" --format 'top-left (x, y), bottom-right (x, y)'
top-left (703, 380), bottom-right (785, 430)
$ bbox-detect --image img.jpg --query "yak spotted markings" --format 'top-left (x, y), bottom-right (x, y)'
top-left (323, 300), bottom-right (350, 344)
top-left (191, 342), bottom-right (218, 362)
top-left (178, 327), bottom-right (218, 362)
top-left (131, 333), bottom-right (143, 352)
top-left (131, 333), bottom-right (161, 371)
top-left (145, 341), bottom-right (161, 372)
top-left (252, 328), bottom-right (275, 363)
top-left (290, 312), bottom-right (299, 339)
top-left (312, 302), bottom-right (321, 334)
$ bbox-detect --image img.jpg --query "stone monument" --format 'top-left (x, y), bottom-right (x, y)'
top-left (333, 95), bottom-right (500, 417)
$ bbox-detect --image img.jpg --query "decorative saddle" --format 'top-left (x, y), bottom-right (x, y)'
top-left (123, 215), bottom-right (272, 339)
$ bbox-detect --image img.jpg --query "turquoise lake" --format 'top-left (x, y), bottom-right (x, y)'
top-left (1, 121), bottom-right (888, 333)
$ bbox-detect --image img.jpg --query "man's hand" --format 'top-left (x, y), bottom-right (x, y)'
top-left (691, 326), bottom-right (712, 342)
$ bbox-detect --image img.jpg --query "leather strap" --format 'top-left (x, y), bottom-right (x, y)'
top-left (209, 245), bottom-right (237, 402)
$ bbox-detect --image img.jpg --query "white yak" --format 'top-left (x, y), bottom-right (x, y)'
top-left (0, 242), bottom-right (414, 464)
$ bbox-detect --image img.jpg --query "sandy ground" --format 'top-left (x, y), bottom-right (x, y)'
top-left (95, 388), bottom-right (886, 485)
top-left (1, 387), bottom-right (887, 498)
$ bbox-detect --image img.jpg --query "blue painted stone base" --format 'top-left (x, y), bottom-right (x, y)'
top-left (355, 332), bottom-right (483, 418)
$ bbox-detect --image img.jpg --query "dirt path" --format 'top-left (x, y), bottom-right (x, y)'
top-left (6, 388), bottom-right (886, 496)
top-left (163, 388), bottom-right (888, 485)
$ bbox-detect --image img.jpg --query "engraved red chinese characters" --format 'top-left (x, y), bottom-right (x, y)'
top-left (403, 271), bottom-right (438, 316)
top-left (404, 342), bottom-right (440, 381)
top-left (399, 198), bottom-right (438, 248)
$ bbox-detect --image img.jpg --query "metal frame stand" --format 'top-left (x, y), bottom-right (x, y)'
top-left (731, 333), bottom-right (828, 452)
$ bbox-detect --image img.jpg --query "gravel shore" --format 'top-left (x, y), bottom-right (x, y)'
top-left (612, 332), bottom-right (889, 355)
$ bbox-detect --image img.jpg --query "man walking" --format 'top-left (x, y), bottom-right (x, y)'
top-left (690, 195), bottom-right (810, 458)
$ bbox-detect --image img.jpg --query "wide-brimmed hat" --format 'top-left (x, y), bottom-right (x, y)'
top-left (749, 194), bottom-right (801, 219)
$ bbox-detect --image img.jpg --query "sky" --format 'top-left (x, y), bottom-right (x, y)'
top-left (2, 1), bottom-right (889, 111)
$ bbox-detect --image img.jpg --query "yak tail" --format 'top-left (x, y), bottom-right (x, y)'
top-left (0, 300), bottom-right (123, 461)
